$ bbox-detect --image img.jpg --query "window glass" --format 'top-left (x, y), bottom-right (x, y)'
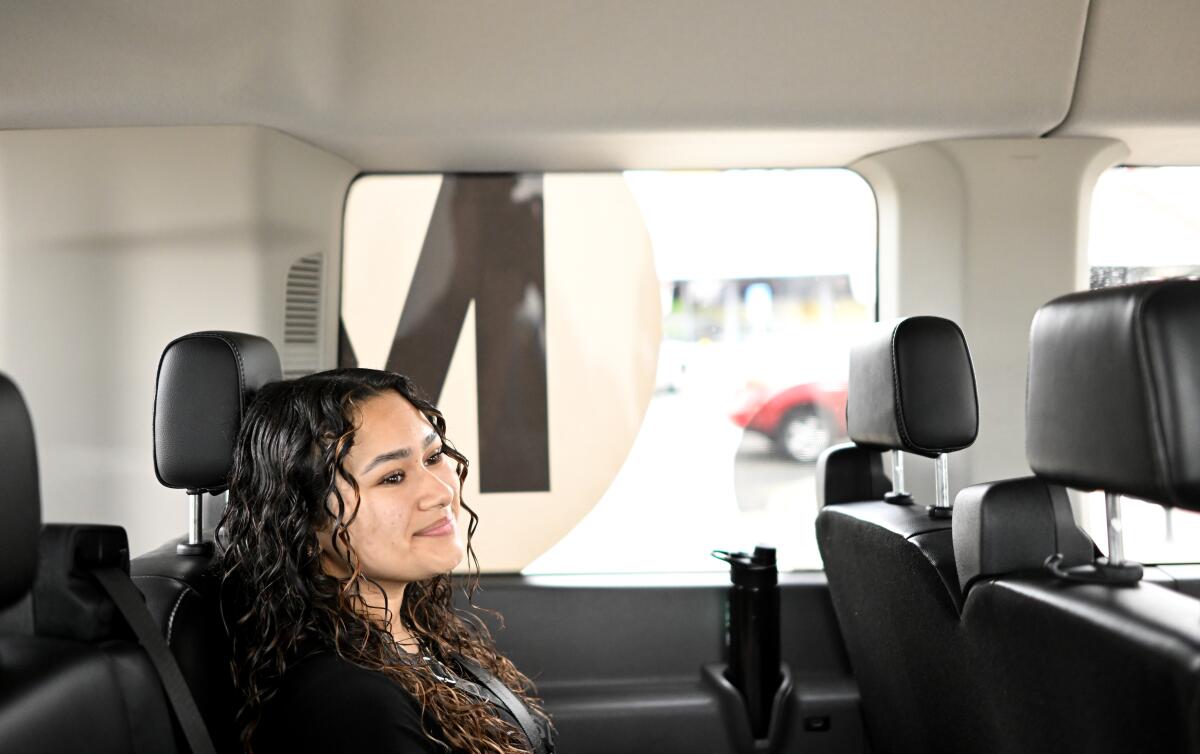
top-left (1080, 166), bottom-right (1200, 564)
top-left (528, 170), bottom-right (876, 572)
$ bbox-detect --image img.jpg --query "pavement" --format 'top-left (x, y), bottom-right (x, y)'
top-left (526, 389), bottom-right (824, 574)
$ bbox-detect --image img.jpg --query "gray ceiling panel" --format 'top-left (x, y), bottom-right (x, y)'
top-left (0, 1), bottom-right (1089, 169)
top-left (1057, 0), bottom-right (1200, 165)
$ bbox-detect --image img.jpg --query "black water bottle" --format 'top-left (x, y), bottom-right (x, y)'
top-left (712, 545), bottom-right (781, 739)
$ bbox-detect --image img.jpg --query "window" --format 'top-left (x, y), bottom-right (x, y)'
top-left (341, 170), bottom-right (877, 573)
top-left (1080, 166), bottom-right (1200, 564)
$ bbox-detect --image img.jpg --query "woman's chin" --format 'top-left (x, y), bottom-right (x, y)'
top-left (441, 547), bottom-right (468, 575)
top-left (424, 543), bottom-right (466, 575)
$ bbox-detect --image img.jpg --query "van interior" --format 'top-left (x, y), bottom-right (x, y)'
top-left (1, 3), bottom-right (1199, 753)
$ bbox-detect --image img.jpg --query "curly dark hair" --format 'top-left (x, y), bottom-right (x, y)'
top-left (218, 367), bottom-right (551, 753)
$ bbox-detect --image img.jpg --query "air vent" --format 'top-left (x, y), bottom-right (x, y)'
top-left (282, 253), bottom-right (324, 379)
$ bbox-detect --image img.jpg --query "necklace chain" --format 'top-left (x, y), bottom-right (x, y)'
top-left (393, 636), bottom-right (459, 686)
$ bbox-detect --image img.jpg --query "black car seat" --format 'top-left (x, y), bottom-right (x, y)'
top-left (814, 315), bottom-right (981, 754)
top-left (131, 331), bottom-right (281, 753)
top-left (815, 441), bottom-right (891, 508)
top-left (0, 372), bottom-right (179, 754)
top-left (955, 279), bottom-right (1200, 754)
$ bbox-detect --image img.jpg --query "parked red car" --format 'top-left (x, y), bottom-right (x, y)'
top-left (731, 381), bottom-right (848, 462)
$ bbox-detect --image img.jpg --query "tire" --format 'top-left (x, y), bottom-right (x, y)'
top-left (772, 405), bottom-right (832, 463)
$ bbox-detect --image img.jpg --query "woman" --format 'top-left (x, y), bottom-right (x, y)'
top-left (219, 368), bottom-right (554, 754)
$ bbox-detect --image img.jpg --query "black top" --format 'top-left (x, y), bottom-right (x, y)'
top-left (253, 652), bottom-right (553, 754)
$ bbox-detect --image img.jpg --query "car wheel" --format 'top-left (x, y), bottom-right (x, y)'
top-left (774, 406), bottom-right (831, 463)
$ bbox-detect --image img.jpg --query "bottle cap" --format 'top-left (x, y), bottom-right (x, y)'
top-left (712, 548), bottom-right (778, 588)
top-left (752, 545), bottom-right (776, 566)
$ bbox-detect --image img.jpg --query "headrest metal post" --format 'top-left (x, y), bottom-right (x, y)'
top-left (884, 450), bottom-right (914, 506)
top-left (176, 491), bottom-right (213, 556)
top-left (934, 454), bottom-right (949, 508)
top-left (1044, 489), bottom-right (1141, 584)
top-left (928, 453), bottom-right (952, 519)
top-left (1105, 491), bottom-right (1125, 566)
top-left (188, 492), bottom-right (203, 545)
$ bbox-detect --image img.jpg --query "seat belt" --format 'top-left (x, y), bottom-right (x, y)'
top-left (93, 567), bottom-right (218, 754)
top-left (456, 655), bottom-right (551, 754)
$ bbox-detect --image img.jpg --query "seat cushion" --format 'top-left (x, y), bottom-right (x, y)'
top-left (0, 635), bottom-right (177, 754)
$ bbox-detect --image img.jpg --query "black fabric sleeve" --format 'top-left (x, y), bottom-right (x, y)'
top-left (253, 654), bottom-right (444, 754)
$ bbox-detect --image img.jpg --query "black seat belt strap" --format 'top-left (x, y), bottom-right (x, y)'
top-left (93, 567), bottom-right (218, 754)
top-left (456, 655), bottom-right (550, 754)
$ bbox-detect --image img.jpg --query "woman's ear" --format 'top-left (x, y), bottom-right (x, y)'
top-left (316, 535), bottom-right (354, 580)
top-left (314, 504), bottom-right (351, 578)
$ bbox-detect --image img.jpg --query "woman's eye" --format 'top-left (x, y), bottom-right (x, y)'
top-left (425, 450), bottom-right (443, 466)
top-left (381, 471), bottom-right (405, 485)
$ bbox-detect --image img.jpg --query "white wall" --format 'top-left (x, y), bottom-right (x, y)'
top-left (853, 137), bottom-right (1126, 501)
top-left (0, 126), bottom-right (357, 555)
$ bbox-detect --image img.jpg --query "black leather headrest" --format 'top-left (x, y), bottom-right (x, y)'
top-left (153, 331), bottom-right (281, 494)
top-left (0, 373), bottom-right (42, 609)
top-left (847, 316), bottom-right (979, 458)
top-left (952, 476), bottom-right (1093, 593)
top-left (1027, 279), bottom-right (1200, 510)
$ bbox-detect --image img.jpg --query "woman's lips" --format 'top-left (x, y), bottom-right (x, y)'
top-left (414, 516), bottom-right (455, 537)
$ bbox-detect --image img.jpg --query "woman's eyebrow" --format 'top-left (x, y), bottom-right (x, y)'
top-left (362, 433), bottom-right (438, 474)
top-left (363, 447), bottom-right (410, 474)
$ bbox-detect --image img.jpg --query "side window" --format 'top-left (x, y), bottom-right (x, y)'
top-left (341, 170), bottom-right (877, 573)
top-left (1080, 166), bottom-right (1200, 564)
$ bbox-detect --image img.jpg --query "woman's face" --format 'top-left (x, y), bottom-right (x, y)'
top-left (319, 390), bottom-right (466, 593)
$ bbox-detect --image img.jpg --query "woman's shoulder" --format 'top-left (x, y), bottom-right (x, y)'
top-left (279, 651), bottom-right (409, 698)
top-left (254, 651), bottom-right (443, 753)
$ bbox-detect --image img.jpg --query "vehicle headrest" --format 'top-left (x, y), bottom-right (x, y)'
top-left (847, 316), bottom-right (978, 458)
top-left (952, 476), bottom-right (1093, 594)
top-left (33, 524), bottom-right (131, 642)
top-left (815, 442), bottom-right (892, 508)
top-left (1027, 279), bottom-right (1200, 510)
top-left (0, 373), bottom-right (42, 609)
top-left (153, 331), bottom-right (282, 494)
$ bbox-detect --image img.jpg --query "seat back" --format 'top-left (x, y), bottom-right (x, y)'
top-left (132, 331), bottom-right (281, 753)
top-left (0, 373), bottom-right (178, 754)
top-left (952, 280), bottom-right (1200, 754)
top-left (955, 477), bottom-right (1199, 753)
top-left (0, 374), bottom-right (40, 613)
top-left (815, 316), bottom-right (980, 754)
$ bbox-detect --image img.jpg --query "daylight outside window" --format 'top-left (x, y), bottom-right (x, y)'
top-left (527, 170), bottom-right (877, 573)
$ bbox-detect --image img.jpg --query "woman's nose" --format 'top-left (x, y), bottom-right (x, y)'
top-left (416, 469), bottom-right (455, 509)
